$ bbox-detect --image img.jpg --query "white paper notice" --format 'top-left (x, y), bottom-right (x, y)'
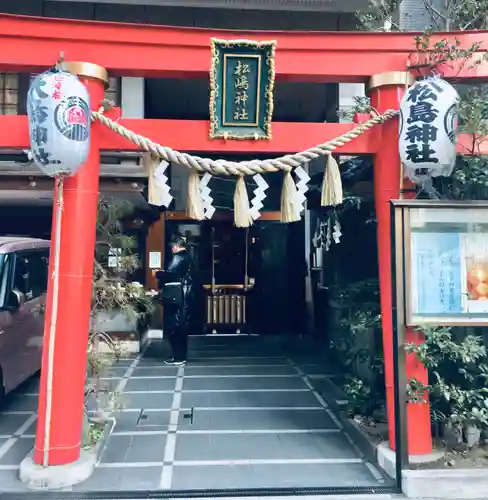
top-left (149, 251), bottom-right (162, 269)
top-left (108, 248), bottom-right (121, 268)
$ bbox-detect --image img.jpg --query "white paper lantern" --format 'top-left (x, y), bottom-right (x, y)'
top-left (399, 76), bottom-right (459, 184)
top-left (27, 70), bottom-right (91, 177)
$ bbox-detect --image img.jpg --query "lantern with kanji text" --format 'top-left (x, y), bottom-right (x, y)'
top-left (399, 76), bottom-right (459, 184)
top-left (27, 69), bottom-right (91, 177)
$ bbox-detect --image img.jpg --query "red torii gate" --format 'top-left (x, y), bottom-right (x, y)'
top-left (0, 13), bottom-right (487, 469)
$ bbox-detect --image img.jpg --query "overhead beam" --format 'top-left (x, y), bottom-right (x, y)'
top-left (0, 115), bottom-right (381, 154)
top-left (0, 115), bottom-right (485, 156)
top-left (0, 14), bottom-right (487, 81)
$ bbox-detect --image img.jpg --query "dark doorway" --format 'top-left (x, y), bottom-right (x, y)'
top-left (164, 216), bottom-right (306, 336)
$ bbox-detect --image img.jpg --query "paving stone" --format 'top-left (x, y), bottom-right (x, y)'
top-left (100, 434), bottom-right (167, 463)
top-left (190, 351), bottom-right (285, 359)
top-left (125, 377), bottom-right (177, 392)
top-left (118, 392), bottom-right (174, 410)
top-left (171, 462), bottom-right (383, 489)
top-left (309, 377), bottom-right (347, 402)
top-left (188, 358), bottom-right (287, 367)
top-left (0, 414), bottom-right (33, 436)
top-left (73, 466), bottom-right (162, 491)
top-left (112, 411), bottom-right (156, 432)
top-left (174, 432), bottom-right (358, 461)
top-left (128, 410), bottom-right (171, 431)
top-left (0, 437), bottom-right (34, 465)
top-left (141, 342), bottom-right (172, 360)
top-left (0, 335), bottom-right (388, 493)
top-left (1, 395), bottom-right (38, 412)
top-left (22, 419), bottom-right (38, 436)
top-left (138, 358), bottom-right (175, 367)
top-left (177, 408), bottom-right (338, 431)
top-left (132, 366), bottom-right (179, 377)
top-left (184, 365), bottom-right (297, 376)
top-left (298, 364), bottom-right (335, 376)
top-left (183, 376), bottom-right (307, 391)
top-left (0, 470), bottom-right (30, 492)
top-left (181, 389), bottom-right (321, 409)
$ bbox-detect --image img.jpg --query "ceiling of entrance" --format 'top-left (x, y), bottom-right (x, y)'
top-left (49, 0), bottom-right (368, 13)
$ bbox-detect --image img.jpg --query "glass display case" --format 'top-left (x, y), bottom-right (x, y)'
top-left (393, 200), bottom-right (488, 326)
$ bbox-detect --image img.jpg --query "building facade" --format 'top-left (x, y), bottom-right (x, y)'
top-left (0, 0), bottom-right (367, 296)
top-left (3, 3), bottom-right (477, 479)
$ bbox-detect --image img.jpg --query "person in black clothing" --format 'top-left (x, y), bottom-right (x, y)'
top-left (154, 235), bottom-right (196, 366)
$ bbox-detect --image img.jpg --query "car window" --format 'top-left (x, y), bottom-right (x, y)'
top-left (0, 253), bottom-right (13, 307)
top-left (13, 249), bottom-right (49, 301)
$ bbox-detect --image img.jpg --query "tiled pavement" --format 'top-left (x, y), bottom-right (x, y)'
top-left (0, 335), bottom-right (390, 492)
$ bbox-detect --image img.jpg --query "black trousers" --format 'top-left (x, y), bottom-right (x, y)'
top-left (164, 303), bottom-right (188, 361)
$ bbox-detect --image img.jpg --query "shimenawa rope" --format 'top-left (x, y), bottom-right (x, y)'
top-left (91, 106), bottom-right (398, 176)
top-left (91, 103), bottom-right (398, 225)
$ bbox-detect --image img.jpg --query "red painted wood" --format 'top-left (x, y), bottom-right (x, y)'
top-left (0, 115), bottom-right (380, 154)
top-left (0, 115), bottom-right (485, 156)
top-left (0, 14), bottom-right (487, 81)
top-left (1, 11), bottom-right (485, 468)
top-left (33, 76), bottom-right (104, 466)
top-left (371, 82), bottom-right (432, 455)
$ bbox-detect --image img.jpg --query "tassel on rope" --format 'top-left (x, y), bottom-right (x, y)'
top-left (321, 154), bottom-right (343, 207)
top-left (143, 154), bottom-right (158, 206)
top-left (234, 176), bottom-right (252, 228)
top-left (186, 170), bottom-right (205, 221)
top-left (280, 170), bottom-right (301, 223)
top-left (143, 153), bottom-right (172, 207)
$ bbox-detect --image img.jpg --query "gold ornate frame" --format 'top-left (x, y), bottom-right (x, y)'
top-left (209, 37), bottom-right (276, 140)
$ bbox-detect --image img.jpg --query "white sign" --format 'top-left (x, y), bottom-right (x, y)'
top-left (149, 251), bottom-right (162, 269)
top-left (149, 252), bottom-right (161, 269)
top-left (27, 70), bottom-right (91, 177)
top-left (108, 248), bottom-right (122, 268)
top-left (399, 76), bottom-right (459, 184)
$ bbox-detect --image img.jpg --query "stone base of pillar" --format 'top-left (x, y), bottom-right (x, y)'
top-left (402, 467), bottom-right (488, 499)
top-left (376, 441), bottom-right (444, 479)
top-left (20, 418), bottom-right (114, 490)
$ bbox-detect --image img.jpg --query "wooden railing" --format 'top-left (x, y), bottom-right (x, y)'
top-left (203, 284), bottom-right (253, 334)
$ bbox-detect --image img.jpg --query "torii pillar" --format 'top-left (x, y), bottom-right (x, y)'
top-left (369, 72), bottom-right (432, 455)
top-left (30, 62), bottom-right (107, 471)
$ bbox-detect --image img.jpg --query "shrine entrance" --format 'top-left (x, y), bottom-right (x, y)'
top-left (164, 212), bottom-right (306, 336)
top-left (3, 11), bottom-right (486, 496)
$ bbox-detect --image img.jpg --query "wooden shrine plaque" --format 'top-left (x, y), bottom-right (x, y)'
top-left (209, 38), bottom-right (276, 140)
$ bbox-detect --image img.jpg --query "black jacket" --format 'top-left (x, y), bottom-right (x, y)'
top-left (156, 250), bottom-right (196, 332)
top-left (155, 251), bottom-right (193, 289)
